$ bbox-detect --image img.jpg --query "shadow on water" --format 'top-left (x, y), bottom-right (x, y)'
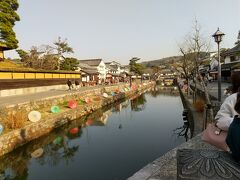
top-left (0, 86), bottom-right (189, 180)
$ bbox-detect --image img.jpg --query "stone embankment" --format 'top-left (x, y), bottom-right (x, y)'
top-left (128, 84), bottom-right (217, 179)
top-left (0, 82), bottom-right (155, 156)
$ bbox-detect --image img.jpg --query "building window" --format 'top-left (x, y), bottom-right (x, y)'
top-left (230, 56), bottom-right (236, 62)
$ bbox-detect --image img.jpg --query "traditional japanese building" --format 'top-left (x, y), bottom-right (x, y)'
top-left (78, 59), bottom-right (107, 82)
top-left (221, 34), bottom-right (240, 80)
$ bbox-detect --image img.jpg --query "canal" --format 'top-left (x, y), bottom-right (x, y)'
top-left (0, 86), bottom-right (188, 180)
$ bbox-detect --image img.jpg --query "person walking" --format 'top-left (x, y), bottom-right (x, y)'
top-left (75, 80), bottom-right (80, 90)
top-left (67, 79), bottom-right (72, 90)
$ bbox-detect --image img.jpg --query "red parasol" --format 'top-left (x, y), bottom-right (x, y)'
top-left (68, 100), bottom-right (77, 109)
top-left (69, 127), bottom-right (79, 134)
top-left (85, 97), bottom-right (92, 104)
top-left (86, 119), bottom-right (93, 126)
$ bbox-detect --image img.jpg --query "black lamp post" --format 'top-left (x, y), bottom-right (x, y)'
top-left (212, 28), bottom-right (225, 102)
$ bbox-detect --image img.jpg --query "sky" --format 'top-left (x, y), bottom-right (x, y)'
top-left (5, 0), bottom-right (240, 64)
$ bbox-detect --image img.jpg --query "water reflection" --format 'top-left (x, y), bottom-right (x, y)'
top-left (173, 121), bottom-right (190, 141)
top-left (0, 98), bottom-right (139, 179)
top-left (0, 86), bottom-right (187, 180)
top-left (130, 94), bottom-right (147, 112)
top-left (148, 86), bottom-right (179, 97)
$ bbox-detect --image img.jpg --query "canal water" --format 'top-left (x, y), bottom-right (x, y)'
top-left (0, 86), bottom-right (188, 180)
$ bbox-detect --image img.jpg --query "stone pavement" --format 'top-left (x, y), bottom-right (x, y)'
top-left (192, 81), bottom-right (231, 103)
top-left (0, 81), bottom-right (230, 108)
top-left (128, 134), bottom-right (220, 180)
top-left (0, 84), bottom-right (122, 108)
top-left (205, 81), bottom-right (231, 102)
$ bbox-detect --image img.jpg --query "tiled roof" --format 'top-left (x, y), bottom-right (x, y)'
top-left (78, 62), bottom-right (97, 70)
top-left (106, 64), bottom-right (118, 71)
top-left (81, 69), bottom-right (99, 75)
top-left (105, 61), bottom-right (121, 66)
top-left (221, 44), bottom-right (240, 56)
top-left (78, 59), bottom-right (102, 66)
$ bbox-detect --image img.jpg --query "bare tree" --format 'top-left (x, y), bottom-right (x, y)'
top-left (178, 20), bottom-right (214, 122)
top-left (19, 45), bottom-right (58, 70)
top-left (173, 44), bottom-right (195, 86)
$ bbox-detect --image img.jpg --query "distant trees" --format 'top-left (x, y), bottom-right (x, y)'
top-left (235, 31), bottom-right (240, 45)
top-left (17, 46), bottom-right (58, 70)
top-left (16, 37), bottom-right (78, 71)
top-left (60, 57), bottom-right (79, 71)
top-left (0, 0), bottom-right (20, 49)
top-left (54, 37), bottom-right (74, 70)
top-left (129, 57), bottom-right (145, 75)
top-left (54, 37), bottom-right (74, 59)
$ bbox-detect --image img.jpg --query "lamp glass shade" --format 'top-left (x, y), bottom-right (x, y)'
top-left (212, 28), bottom-right (225, 43)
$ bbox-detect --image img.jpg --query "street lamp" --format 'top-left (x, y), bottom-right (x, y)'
top-left (212, 28), bottom-right (225, 102)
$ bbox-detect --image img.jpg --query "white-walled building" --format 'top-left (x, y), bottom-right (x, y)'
top-left (105, 61), bottom-right (121, 74)
top-left (78, 59), bottom-right (107, 82)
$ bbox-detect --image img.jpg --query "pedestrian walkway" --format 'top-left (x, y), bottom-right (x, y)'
top-left (206, 81), bottom-right (231, 102)
top-left (0, 84), bottom-right (121, 108)
top-left (191, 81), bottom-right (231, 103)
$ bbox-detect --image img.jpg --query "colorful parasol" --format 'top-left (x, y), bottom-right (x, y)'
top-left (93, 96), bottom-right (101, 101)
top-left (28, 111), bottom-right (41, 122)
top-left (86, 119), bottom-right (93, 126)
top-left (131, 85), bottom-right (137, 91)
top-left (53, 136), bottom-right (63, 145)
top-left (103, 93), bottom-right (108, 98)
top-left (51, 106), bottom-right (60, 113)
top-left (31, 148), bottom-right (44, 158)
top-left (78, 99), bottom-right (85, 105)
top-left (85, 97), bottom-right (92, 104)
top-left (68, 100), bottom-right (77, 109)
top-left (69, 127), bottom-right (79, 134)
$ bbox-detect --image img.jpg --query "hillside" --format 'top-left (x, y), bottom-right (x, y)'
top-left (142, 56), bottom-right (182, 67)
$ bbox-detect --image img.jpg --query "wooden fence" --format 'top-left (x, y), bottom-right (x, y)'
top-left (0, 71), bottom-right (81, 80)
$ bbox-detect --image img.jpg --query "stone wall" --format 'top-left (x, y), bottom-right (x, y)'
top-left (0, 82), bottom-right (154, 156)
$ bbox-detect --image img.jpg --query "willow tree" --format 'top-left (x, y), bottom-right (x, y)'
top-left (0, 0), bottom-right (20, 49)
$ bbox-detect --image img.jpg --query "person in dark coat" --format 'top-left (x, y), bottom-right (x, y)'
top-left (75, 80), bottom-right (80, 90)
top-left (67, 79), bottom-right (72, 90)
